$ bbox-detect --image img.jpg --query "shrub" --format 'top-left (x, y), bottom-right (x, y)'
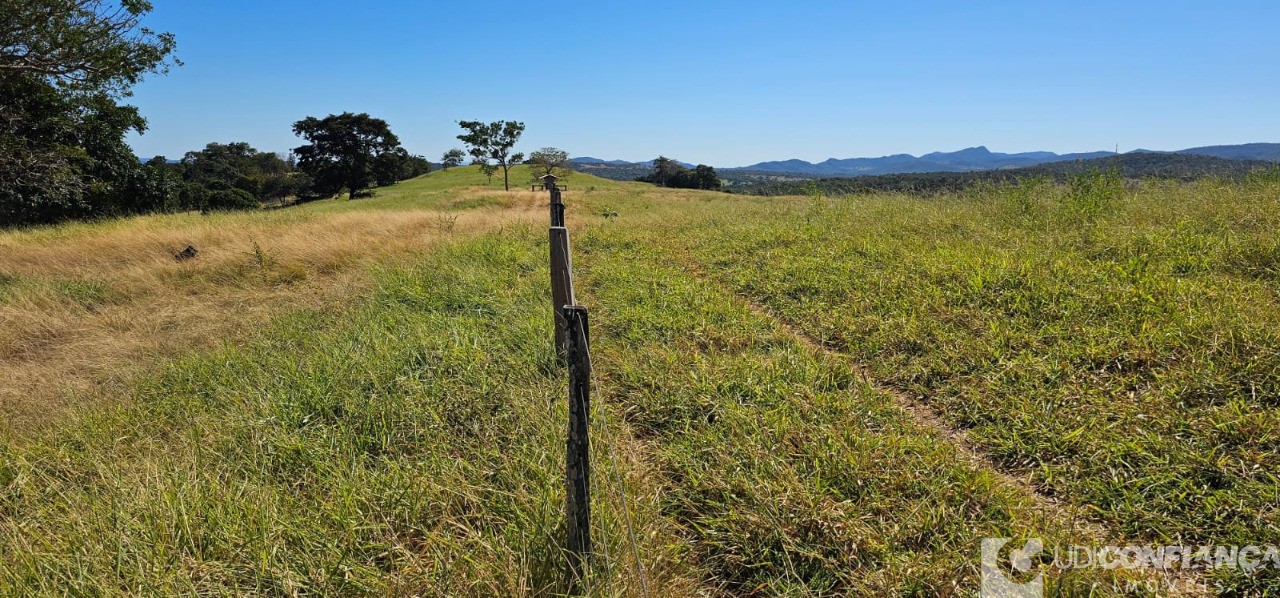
top-left (206, 188), bottom-right (259, 211)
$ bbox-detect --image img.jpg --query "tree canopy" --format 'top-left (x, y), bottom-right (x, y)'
top-left (0, 0), bottom-right (178, 92)
top-left (440, 148), bottom-right (465, 170)
top-left (174, 142), bottom-right (307, 210)
top-left (457, 120), bottom-right (525, 191)
top-left (292, 112), bottom-right (405, 199)
top-left (1, 0), bottom-right (178, 226)
top-left (526, 147), bottom-right (572, 181)
top-left (637, 157), bottom-right (722, 190)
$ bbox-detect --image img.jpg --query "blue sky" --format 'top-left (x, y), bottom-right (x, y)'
top-left (125, 1), bottom-right (1278, 167)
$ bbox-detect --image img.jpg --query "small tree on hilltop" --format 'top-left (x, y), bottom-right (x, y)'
top-left (457, 120), bottom-right (525, 191)
top-left (474, 159), bottom-right (498, 184)
top-left (441, 148), bottom-right (465, 170)
top-left (527, 147), bottom-right (573, 181)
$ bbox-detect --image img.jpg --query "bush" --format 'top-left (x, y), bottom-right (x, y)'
top-left (206, 188), bottom-right (259, 211)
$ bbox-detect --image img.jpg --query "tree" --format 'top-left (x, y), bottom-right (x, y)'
top-left (457, 120), bottom-right (525, 191)
top-left (635, 158), bottom-right (722, 190)
top-left (403, 154), bottom-right (432, 178)
top-left (649, 156), bottom-right (684, 187)
top-left (690, 164), bottom-right (722, 190)
top-left (178, 142), bottom-right (299, 206)
top-left (441, 148), bottom-right (465, 170)
top-left (372, 147), bottom-right (410, 187)
top-left (526, 147), bottom-right (572, 181)
top-left (0, 0), bottom-right (177, 226)
top-left (292, 112), bottom-right (404, 199)
top-left (474, 159), bottom-right (498, 184)
top-left (0, 0), bottom-right (178, 91)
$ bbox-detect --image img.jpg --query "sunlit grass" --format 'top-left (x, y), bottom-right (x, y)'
top-left (1, 167), bottom-right (1277, 593)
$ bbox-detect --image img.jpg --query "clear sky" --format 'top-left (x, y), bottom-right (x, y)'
top-left (124, 0), bottom-right (1279, 167)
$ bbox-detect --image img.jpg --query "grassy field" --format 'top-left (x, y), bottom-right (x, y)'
top-left (1, 166), bottom-right (1277, 594)
top-left (0, 170), bottom-right (546, 430)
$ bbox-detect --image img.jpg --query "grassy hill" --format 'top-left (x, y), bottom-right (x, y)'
top-left (2, 167), bottom-right (1279, 594)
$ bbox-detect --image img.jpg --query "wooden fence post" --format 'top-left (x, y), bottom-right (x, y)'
top-left (562, 305), bottom-right (592, 585)
top-left (545, 174), bottom-right (593, 589)
top-left (550, 227), bottom-right (576, 361)
top-left (547, 174), bottom-right (574, 361)
top-left (545, 174), bottom-right (565, 227)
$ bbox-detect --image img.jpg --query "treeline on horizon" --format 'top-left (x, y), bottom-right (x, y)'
top-left (1, 114), bottom-right (433, 227)
top-left (0, 2), bottom-right (439, 228)
top-left (725, 152), bottom-right (1280, 196)
top-left (572, 152), bottom-right (1280, 197)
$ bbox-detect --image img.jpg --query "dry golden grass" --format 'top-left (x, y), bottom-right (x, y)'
top-left (0, 197), bottom-right (544, 431)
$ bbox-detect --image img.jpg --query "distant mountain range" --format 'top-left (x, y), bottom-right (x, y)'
top-left (735, 143), bottom-right (1280, 176)
top-left (571, 157), bottom-right (695, 168)
top-left (1169, 143), bottom-right (1280, 162)
top-left (736, 146), bottom-right (1117, 175)
top-left (571, 143), bottom-right (1280, 178)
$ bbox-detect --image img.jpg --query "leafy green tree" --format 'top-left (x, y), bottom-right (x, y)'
top-left (441, 148), bottom-right (465, 170)
top-left (691, 164), bottom-right (722, 190)
top-left (474, 159), bottom-right (499, 184)
top-left (206, 188), bottom-right (259, 211)
top-left (292, 112), bottom-right (404, 199)
top-left (0, 0), bottom-right (177, 91)
top-left (648, 156), bottom-right (684, 187)
top-left (635, 157), bottom-right (721, 190)
top-left (0, 0), bottom-right (177, 226)
top-left (372, 147), bottom-right (410, 187)
top-left (457, 120), bottom-right (525, 191)
top-left (127, 156), bottom-right (182, 212)
top-left (181, 142), bottom-right (257, 193)
top-left (403, 154), bottom-right (432, 178)
top-left (178, 142), bottom-right (298, 206)
top-left (372, 149), bottom-right (430, 186)
top-left (526, 147), bottom-right (572, 180)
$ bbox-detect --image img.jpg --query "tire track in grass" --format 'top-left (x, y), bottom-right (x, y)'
top-left (661, 240), bottom-right (1211, 596)
top-left (569, 227), bottom-right (1144, 595)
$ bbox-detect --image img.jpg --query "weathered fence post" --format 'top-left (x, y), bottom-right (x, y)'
top-left (562, 304), bottom-right (592, 584)
top-left (550, 227), bottom-right (576, 361)
top-left (545, 174), bottom-right (593, 589)
top-left (547, 174), bottom-right (575, 361)
top-left (546, 174), bottom-right (565, 227)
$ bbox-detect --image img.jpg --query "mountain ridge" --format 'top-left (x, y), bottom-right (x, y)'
top-left (571, 143), bottom-right (1280, 178)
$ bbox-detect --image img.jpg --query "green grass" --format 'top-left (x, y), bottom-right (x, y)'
top-left (667, 174), bottom-right (1280, 592)
top-left (2, 169), bottom-right (1277, 594)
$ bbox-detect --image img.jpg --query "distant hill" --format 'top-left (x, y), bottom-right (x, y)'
top-left (1176, 143), bottom-right (1280, 162)
top-left (570, 157), bottom-right (697, 183)
top-left (570, 157), bottom-right (694, 168)
top-left (730, 152), bottom-right (1277, 196)
top-left (570, 157), bottom-right (637, 166)
top-left (736, 146), bottom-right (1117, 176)
top-left (570, 143), bottom-right (1280, 184)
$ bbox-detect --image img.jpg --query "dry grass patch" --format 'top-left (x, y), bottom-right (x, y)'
top-left (0, 201), bottom-right (541, 431)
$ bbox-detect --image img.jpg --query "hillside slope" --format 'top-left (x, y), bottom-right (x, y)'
top-left (2, 170), bottom-right (1279, 594)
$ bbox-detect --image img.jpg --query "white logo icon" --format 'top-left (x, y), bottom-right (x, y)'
top-left (981, 537), bottom-right (1044, 597)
